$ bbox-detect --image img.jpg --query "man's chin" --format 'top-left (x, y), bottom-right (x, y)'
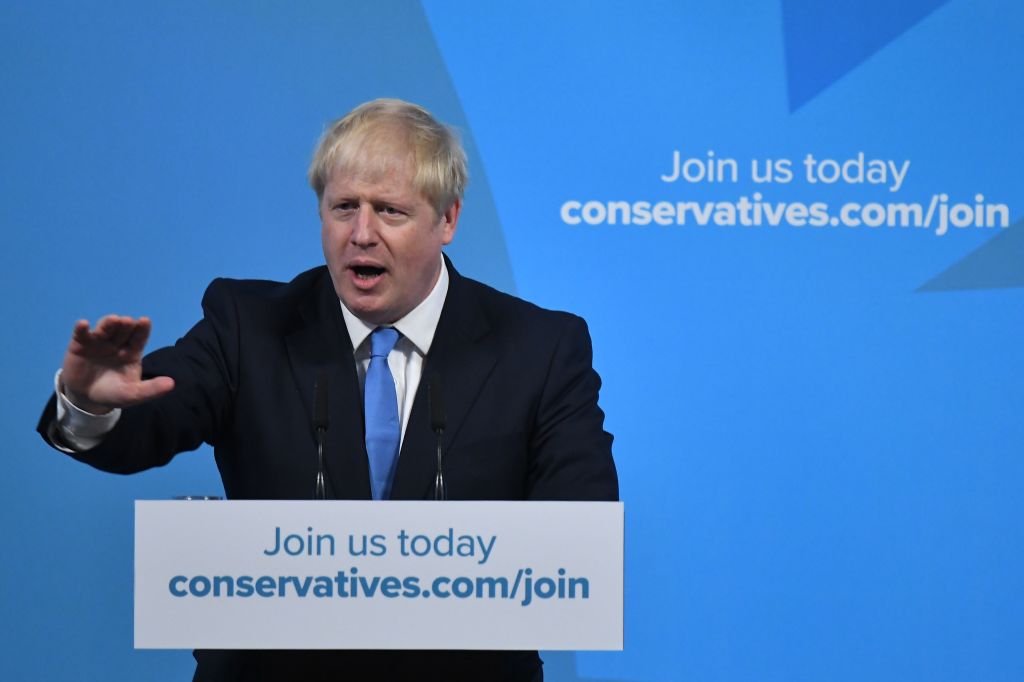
top-left (340, 295), bottom-right (394, 326)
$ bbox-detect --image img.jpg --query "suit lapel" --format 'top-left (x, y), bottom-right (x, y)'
top-left (390, 261), bottom-right (499, 499)
top-left (285, 272), bottom-right (372, 500)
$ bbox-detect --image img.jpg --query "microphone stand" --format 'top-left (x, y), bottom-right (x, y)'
top-left (429, 374), bottom-right (447, 501)
top-left (314, 372), bottom-right (329, 500)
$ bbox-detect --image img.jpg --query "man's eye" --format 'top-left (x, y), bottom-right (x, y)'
top-left (381, 206), bottom-right (402, 216)
top-left (333, 202), bottom-right (355, 212)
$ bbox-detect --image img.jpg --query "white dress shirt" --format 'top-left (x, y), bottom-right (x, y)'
top-left (53, 257), bottom-right (450, 453)
top-left (51, 369), bottom-right (122, 451)
top-left (339, 258), bottom-right (448, 447)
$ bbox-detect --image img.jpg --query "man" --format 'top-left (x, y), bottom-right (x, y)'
top-left (39, 99), bottom-right (617, 680)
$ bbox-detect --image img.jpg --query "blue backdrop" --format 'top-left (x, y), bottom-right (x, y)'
top-left (3, 1), bottom-right (1021, 680)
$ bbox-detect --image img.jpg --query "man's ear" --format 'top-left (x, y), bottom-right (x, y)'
top-left (440, 198), bottom-right (461, 245)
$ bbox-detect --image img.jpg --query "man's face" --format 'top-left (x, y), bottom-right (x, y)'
top-left (320, 154), bottom-right (459, 326)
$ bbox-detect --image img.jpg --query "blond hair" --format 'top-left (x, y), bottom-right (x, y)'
top-left (308, 98), bottom-right (468, 214)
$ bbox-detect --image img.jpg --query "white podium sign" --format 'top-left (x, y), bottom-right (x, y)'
top-left (135, 500), bottom-right (623, 650)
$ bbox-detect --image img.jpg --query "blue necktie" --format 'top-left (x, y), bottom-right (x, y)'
top-left (365, 327), bottom-right (401, 500)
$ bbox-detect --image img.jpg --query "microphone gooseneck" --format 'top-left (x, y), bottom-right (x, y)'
top-left (428, 373), bottom-right (447, 501)
top-left (314, 372), bottom-right (329, 500)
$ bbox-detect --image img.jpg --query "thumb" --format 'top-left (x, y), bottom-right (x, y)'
top-left (129, 376), bottom-right (176, 404)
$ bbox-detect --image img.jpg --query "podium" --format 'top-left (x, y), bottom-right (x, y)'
top-left (135, 500), bottom-right (623, 650)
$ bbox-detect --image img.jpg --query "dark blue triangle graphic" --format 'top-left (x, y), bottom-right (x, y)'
top-left (918, 220), bottom-right (1024, 292)
top-left (782, 0), bottom-right (950, 112)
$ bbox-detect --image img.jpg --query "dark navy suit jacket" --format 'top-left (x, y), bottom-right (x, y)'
top-left (38, 258), bottom-right (618, 680)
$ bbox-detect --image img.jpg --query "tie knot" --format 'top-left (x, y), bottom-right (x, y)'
top-left (370, 327), bottom-right (400, 358)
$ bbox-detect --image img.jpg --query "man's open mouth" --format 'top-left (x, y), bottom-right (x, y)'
top-left (352, 265), bottom-right (385, 280)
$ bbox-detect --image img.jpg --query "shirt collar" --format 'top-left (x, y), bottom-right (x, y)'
top-left (339, 254), bottom-right (449, 355)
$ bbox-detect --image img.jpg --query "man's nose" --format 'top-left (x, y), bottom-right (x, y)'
top-left (350, 205), bottom-right (378, 246)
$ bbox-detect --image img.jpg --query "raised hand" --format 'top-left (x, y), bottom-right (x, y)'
top-left (61, 315), bottom-right (175, 414)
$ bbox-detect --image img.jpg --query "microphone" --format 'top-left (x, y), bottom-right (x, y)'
top-left (314, 371), bottom-right (329, 500)
top-left (428, 373), bottom-right (447, 501)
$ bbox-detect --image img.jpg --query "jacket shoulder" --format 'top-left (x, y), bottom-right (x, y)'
top-left (457, 273), bottom-right (584, 331)
top-left (203, 266), bottom-right (328, 304)
top-left (199, 266), bottom-right (330, 324)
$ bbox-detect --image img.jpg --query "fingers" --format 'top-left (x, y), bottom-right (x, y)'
top-left (72, 319), bottom-right (91, 341)
top-left (96, 315), bottom-right (136, 348)
top-left (69, 319), bottom-right (93, 352)
top-left (72, 315), bottom-right (154, 356)
top-left (122, 317), bottom-right (153, 358)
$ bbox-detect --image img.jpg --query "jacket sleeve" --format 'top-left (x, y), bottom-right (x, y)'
top-left (526, 314), bottom-right (618, 501)
top-left (36, 279), bottom-right (239, 474)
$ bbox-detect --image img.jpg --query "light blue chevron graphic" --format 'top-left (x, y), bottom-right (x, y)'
top-left (918, 220), bottom-right (1024, 291)
top-left (782, 0), bottom-right (951, 111)
top-left (391, 2), bottom-right (515, 292)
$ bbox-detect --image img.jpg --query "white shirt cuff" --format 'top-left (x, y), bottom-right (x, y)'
top-left (52, 369), bottom-right (121, 452)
